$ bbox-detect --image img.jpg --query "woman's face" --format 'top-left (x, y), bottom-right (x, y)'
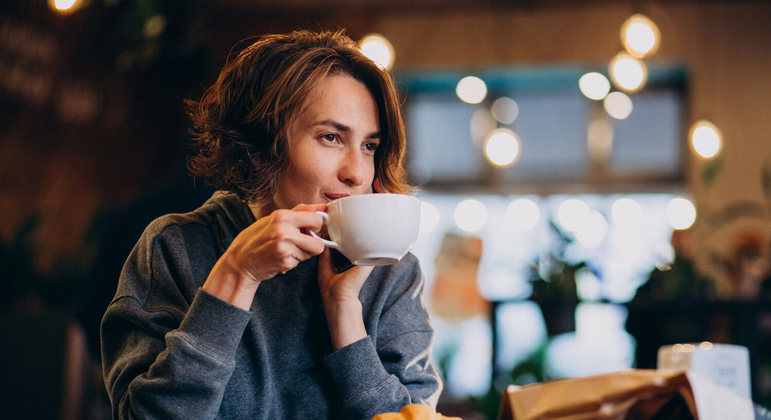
top-left (271, 73), bottom-right (381, 209)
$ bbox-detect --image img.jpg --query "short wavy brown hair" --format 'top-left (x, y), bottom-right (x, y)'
top-left (186, 29), bottom-right (411, 203)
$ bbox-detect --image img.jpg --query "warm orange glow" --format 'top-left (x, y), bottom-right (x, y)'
top-left (609, 52), bottom-right (648, 92)
top-left (48, 0), bottom-right (83, 14)
top-left (359, 34), bottom-right (395, 70)
top-left (587, 118), bottom-right (613, 161)
top-left (690, 120), bottom-right (722, 158)
top-left (620, 14), bottom-right (661, 58)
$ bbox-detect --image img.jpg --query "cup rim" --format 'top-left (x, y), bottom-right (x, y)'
top-left (330, 193), bottom-right (419, 204)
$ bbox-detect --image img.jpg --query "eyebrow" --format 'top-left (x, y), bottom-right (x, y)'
top-left (315, 119), bottom-right (381, 140)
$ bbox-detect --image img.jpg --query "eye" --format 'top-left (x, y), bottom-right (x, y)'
top-left (320, 133), bottom-right (340, 143)
top-left (363, 141), bottom-right (379, 152)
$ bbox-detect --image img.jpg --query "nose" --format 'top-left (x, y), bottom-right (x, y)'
top-left (338, 149), bottom-right (369, 188)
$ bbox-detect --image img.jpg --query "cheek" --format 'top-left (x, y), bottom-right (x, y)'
top-left (287, 158), bottom-right (330, 187)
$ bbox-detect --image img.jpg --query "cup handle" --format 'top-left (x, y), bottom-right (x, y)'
top-left (308, 211), bottom-right (341, 250)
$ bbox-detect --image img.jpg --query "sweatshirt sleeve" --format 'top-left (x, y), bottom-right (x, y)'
top-left (322, 257), bottom-right (443, 419)
top-left (100, 222), bottom-right (252, 420)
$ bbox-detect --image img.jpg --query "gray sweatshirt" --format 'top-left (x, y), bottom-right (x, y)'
top-left (100, 192), bottom-right (442, 419)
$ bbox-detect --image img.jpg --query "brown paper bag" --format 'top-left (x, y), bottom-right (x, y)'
top-left (498, 369), bottom-right (698, 420)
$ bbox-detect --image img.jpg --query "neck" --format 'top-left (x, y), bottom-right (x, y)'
top-left (248, 199), bottom-right (278, 220)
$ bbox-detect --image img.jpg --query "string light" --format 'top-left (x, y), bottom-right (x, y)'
top-left (609, 52), bottom-right (648, 92)
top-left (579, 72), bottom-right (611, 100)
top-left (666, 197), bottom-right (697, 230)
top-left (557, 198), bottom-right (591, 233)
top-left (454, 199), bottom-right (488, 232)
top-left (506, 199), bottom-right (540, 232)
top-left (620, 14), bottom-right (661, 59)
top-left (359, 34), bottom-right (395, 70)
top-left (48, 0), bottom-right (83, 14)
top-left (690, 120), bottom-right (722, 158)
top-left (483, 128), bottom-right (521, 167)
top-left (456, 76), bottom-right (487, 104)
top-left (603, 91), bottom-right (633, 120)
top-left (491, 97), bottom-right (519, 124)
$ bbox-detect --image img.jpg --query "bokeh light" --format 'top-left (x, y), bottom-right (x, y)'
top-left (419, 200), bottom-right (440, 236)
top-left (358, 33), bottom-right (395, 70)
top-left (621, 14), bottom-right (661, 58)
top-left (454, 199), bottom-right (488, 232)
top-left (610, 198), bottom-right (644, 229)
top-left (574, 211), bottom-right (609, 248)
top-left (690, 119), bottom-right (722, 158)
top-left (470, 108), bottom-right (497, 146)
top-left (557, 198), bottom-right (591, 233)
top-left (484, 128), bottom-right (521, 167)
top-left (456, 76), bottom-right (488, 104)
top-left (666, 197), bottom-right (697, 230)
top-left (579, 72), bottom-right (611, 100)
top-left (144, 15), bottom-right (167, 39)
top-left (491, 97), bottom-right (519, 124)
top-left (603, 91), bottom-right (633, 120)
top-left (653, 241), bottom-right (676, 270)
top-left (609, 52), bottom-right (648, 92)
top-left (506, 198), bottom-right (541, 232)
top-left (49, 0), bottom-right (83, 13)
top-left (587, 118), bottom-right (614, 162)
top-left (576, 267), bottom-right (603, 301)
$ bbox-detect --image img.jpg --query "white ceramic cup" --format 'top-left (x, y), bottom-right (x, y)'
top-left (309, 194), bottom-right (421, 266)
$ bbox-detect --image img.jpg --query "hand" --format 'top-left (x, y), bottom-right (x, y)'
top-left (317, 249), bottom-right (374, 304)
top-left (317, 249), bottom-right (374, 349)
top-left (227, 203), bottom-right (327, 281)
top-left (203, 203), bottom-right (326, 310)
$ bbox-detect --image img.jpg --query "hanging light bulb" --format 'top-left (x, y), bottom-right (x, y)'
top-left (483, 128), bottom-right (521, 167)
top-left (48, 0), bottom-right (83, 14)
top-left (358, 34), bottom-right (395, 70)
top-left (603, 91), bottom-right (633, 120)
top-left (666, 197), bottom-right (697, 230)
top-left (620, 14), bottom-right (661, 59)
top-left (579, 72), bottom-right (611, 100)
top-left (690, 119), bottom-right (722, 158)
top-left (454, 199), bottom-right (488, 232)
top-left (456, 76), bottom-right (488, 104)
top-left (609, 52), bottom-right (648, 92)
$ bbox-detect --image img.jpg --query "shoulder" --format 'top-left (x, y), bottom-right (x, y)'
top-left (140, 191), bottom-right (251, 250)
top-left (113, 194), bottom-right (245, 310)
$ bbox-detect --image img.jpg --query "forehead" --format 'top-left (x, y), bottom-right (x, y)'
top-left (295, 74), bottom-right (380, 125)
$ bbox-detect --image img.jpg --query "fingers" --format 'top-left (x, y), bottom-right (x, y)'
top-left (292, 203), bottom-right (327, 213)
top-left (266, 213), bottom-right (325, 257)
top-left (347, 264), bottom-right (375, 279)
top-left (317, 249), bottom-right (374, 302)
top-left (318, 249), bottom-right (374, 279)
top-left (270, 208), bottom-right (324, 231)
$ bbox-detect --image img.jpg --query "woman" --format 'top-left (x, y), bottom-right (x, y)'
top-left (100, 30), bottom-right (442, 419)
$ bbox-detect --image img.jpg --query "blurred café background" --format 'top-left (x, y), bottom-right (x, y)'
top-left (1, 0), bottom-right (770, 418)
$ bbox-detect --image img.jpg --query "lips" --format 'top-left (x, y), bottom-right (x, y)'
top-left (324, 193), bottom-right (351, 202)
